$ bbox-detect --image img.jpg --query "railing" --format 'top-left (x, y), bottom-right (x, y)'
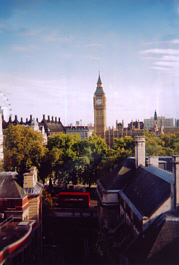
top-left (0, 215), bottom-right (14, 232)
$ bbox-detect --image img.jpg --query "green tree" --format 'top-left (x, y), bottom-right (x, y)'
top-left (45, 132), bottom-right (82, 184)
top-left (80, 133), bottom-right (108, 187)
top-left (113, 136), bottom-right (135, 161)
top-left (145, 132), bottom-right (179, 156)
top-left (4, 124), bottom-right (46, 175)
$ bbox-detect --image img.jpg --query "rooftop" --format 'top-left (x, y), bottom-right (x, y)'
top-left (0, 217), bottom-right (35, 254)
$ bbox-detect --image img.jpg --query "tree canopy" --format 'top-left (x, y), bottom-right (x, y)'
top-left (145, 132), bottom-right (179, 156)
top-left (3, 124), bottom-right (179, 186)
top-left (4, 124), bottom-right (46, 175)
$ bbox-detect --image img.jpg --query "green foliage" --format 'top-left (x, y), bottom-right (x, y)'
top-left (42, 188), bottom-right (55, 216)
top-left (113, 136), bottom-right (135, 161)
top-left (44, 132), bottom-right (83, 184)
top-left (145, 132), bottom-right (179, 156)
top-left (4, 124), bottom-right (46, 174)
top-left (79, 133), bottom-right (108, 187)
top-left (4, 124), bottom-right (178, 186)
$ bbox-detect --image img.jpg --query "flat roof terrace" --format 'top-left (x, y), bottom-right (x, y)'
top-left (0, 217), bottom-right (36, 263)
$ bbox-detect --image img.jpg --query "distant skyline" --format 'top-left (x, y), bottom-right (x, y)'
top-left (0, 0), bottom-right (179, 127)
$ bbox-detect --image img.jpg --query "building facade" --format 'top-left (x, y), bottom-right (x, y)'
top-left (65, 122), bottom-right (94, 140)
top-left (144, 111), bottom-right (174, 130)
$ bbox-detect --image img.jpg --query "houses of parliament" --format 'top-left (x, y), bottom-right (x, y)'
top-left (1, 73), bottom-right (179, 148)
top-left (94, 73), bottom-right (179, 147)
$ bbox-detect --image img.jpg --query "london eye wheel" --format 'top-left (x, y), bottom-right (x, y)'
top-left (0, 91), bottom-right (12, 121)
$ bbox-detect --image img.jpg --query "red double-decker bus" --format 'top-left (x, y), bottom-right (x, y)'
top-left (57, 192), bottom-right (90, 208)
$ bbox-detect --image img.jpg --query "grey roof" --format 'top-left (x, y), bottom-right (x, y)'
top-left (0, 172), bottom-right (26, 199)
top-left (99, 158), bottom-right (136, 191)
top-left (123, 214), bottom-right (179, 265)
top-left (122, 166), bottom-right (172, 217)
top-left (145, 166), bottom-right (173, 183)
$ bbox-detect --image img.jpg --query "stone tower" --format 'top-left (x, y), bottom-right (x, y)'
top-left (93, 74), bottom-right (106, 139)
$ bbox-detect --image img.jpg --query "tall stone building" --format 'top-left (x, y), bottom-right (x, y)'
top-left (93, 74), bottom-right (145, 147)
top-left (93, 74), bottom-right (107, 139)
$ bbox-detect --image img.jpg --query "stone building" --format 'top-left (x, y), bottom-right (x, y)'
top-left (144, 110), bottom-right (175, 130)
top-left (105, 120), bottom-right (144, 148)
top-left (65, 121), bottom-right (94, 140)
top-left (96, 136), bottom-right (179, 264)
top-left (93, 75), bottom-right (144, 147)
top-left (2, 114), bottom-right (66, 142)
top-left (93, 76), bottom-right (179, 147)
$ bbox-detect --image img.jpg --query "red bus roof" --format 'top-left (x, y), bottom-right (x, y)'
top-left (58, 192), bottom-right (90, 196)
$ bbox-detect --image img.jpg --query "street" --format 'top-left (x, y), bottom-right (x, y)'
top-left (42, 200), bottom-right (102, 265)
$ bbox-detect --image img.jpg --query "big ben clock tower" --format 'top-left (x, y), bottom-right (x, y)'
top-left (93, 73), bottom-right (106, 139)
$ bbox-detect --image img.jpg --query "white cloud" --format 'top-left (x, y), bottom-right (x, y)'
top-left (84, 55), bottom-right (100, 60)
top-left (0, 23), bottom-right (7, 29)
top-left (140, 48), bottom-right (179, 55)
top-left (150, 66), bottom-right (172, 72)
top-left (154, 61), bottom-right (179, 67)
top-left (41, 30), bottom-right (74, 43)
top-left (12, 46), bottom-right (29, 52)
top-left (87, 43), bottom-right (103, 48)
top-left (140, 39), bottom-right (179, 46)
top-left (11, 45), bottom-right (38, 52)
top-left (19, 29), bottom-right (43, 36)
top-left (161, 55), bottom-right (179, 61)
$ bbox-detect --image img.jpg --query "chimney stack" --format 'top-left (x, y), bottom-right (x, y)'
top-left (172, 155), bottom-right (179, 211)
top-left (135, 136), bottom-right (145, 168)
top-left (148, 156), bottom-right (159, 168)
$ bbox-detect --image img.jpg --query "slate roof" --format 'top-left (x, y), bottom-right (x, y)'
top-left (121, 166), bottom-right (173, 217)
top-left (0, 172), bottom-right (26, 199)
top-left (99, 158), bottom-right (136, 191)
top-left (44, 122), bottom-right (66, 133)
top-left (123, 214), bottom-right (179, 265)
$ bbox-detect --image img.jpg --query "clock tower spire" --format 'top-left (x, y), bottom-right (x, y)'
top-left (93, 74), bottom-right (106, 139)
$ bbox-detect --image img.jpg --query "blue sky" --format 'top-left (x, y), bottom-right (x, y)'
top-left (0, 0), bottom-right (179, 127)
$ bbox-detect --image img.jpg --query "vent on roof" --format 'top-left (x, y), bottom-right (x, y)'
top-left (18, 221), bottom-right (29, 226)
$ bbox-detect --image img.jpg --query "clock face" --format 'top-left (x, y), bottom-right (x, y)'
top-left (96, 98), bottom-right (102, 105)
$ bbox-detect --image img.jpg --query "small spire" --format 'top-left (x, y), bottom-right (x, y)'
top-left (97, 72), bottom-right (103, 88)
top-left (154, 110), bottom-right (158, 120)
